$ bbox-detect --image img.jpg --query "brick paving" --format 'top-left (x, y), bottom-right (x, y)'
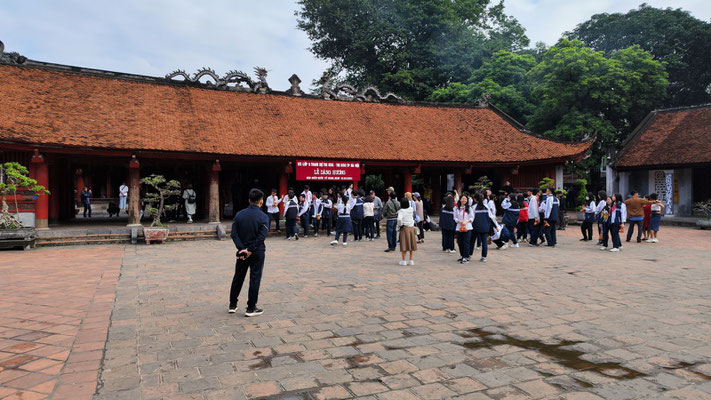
top-left (2, 226), bottom-right (711, 399)
top-left (0, 247), bottom-right (121, 400)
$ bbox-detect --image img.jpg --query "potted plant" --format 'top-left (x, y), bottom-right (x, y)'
top-left (140, 174), bottom-right (181, 244)
top-left (575, 178), bottom-right (589, 222)
top-left (0, 162), bottom-right (49, 250)
top-left (693, 200), bottom-right (711, 230)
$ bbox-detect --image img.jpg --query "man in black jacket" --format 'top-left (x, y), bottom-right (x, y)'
top-left (230, 189), bottom-right (270, 317)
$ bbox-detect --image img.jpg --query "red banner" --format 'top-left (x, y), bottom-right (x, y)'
top-left (295, 160), bottom-right (361, 181)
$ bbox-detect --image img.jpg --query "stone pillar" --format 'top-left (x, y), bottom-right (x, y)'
top-left (74, 168), bottom-right (84, 205)
top-left (403, 168), bottom-right (412, 194)
top-left (208, 160), bottom-right (221, 224)
top-left (454, 171), bottom-right (463, 194)
top-left (618, 171), bottom-right (630, 198)
top-left (31, 150), bottom-right (49, 230)
top-left (127, 156), bottom-right (141, 227)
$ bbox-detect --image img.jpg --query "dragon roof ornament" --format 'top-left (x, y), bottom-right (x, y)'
top-left (0, 40), bottom-right (27, 65)
top-left (165, 66), bottom-right (270, 93)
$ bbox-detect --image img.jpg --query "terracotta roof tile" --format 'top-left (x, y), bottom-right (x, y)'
top-left (0, 64), bottom-right (589, 163)
top-left (617, 105), bottom-right (711, 168)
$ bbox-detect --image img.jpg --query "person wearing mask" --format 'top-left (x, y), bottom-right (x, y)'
top-left (371, 190), bottom-right (383, 239)
top-left (229, 188), bottom-right (269, 317)
top-left (440, 195), bottom-right (456, 253)
top-left (397, 198), bottom-right (417, 265)
top-left (383, 191), bottom-right (401, 252)
top-left (265, 189), bottom-right (282, 233)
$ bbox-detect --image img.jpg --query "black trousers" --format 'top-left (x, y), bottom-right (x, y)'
top-left (83, 203), bottom-right (91, 218)
top-left (374, 216), bottom-right (381, 237)
top-left (416, 221), bottom-right (425, 240)
top-left (300, 214), bottom-right (310, 236)
top-left (322, 213), bottom-right (332, 235)
top-left (544, 220), bottom-right (557, 246)
top-left (505, 224), bottom-right (518, 244)
top-left (441, 229), bottom-right (455, 251)
top-left (352, 218), bottom-right (363, 240)
top-left (610, 222), bottom-right (622, 248)
top-left (528, 220), bottom-right (539, 244)
top-left (312, 216), bottom-right (320, 234)
top-left (581, 220), bottom-right (593, 240)
top-left (457, 230), bottom-right (471, 259)
top-left (517, 221), bottom-right (529, 240)
top-left (285, 219), bottom-right (297, 238)
top-left (363, 216), bottom-right (374, 239)
top-left (626, 220), bottom-right (643, 242)
top-left (229, 251), bottom-right (265, 310)
top-left (268, 212), bottom-right (280, 231)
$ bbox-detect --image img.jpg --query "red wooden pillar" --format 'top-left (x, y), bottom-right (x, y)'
top-left (127, 156), bottom-right (141, 226)
top-left (74, 168), bottom-right (84, 205)
top-left (208, 160), bottom-right (221, 224)
top-left (403, 168), bottom-right (413, 194)
top-left (49, 161), bottom-right (60, 224)
top-left (431, 172), bottom-right (441, 211)
top-left (454, 171), bottom-right (463, 194)
top-left (31, 150), bottom-right (49, 230)
top-left (279, 163), bottom-right (290, 214)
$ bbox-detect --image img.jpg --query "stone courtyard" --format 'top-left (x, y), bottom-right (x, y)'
top-left (1, 227), bottom-right (711, 400)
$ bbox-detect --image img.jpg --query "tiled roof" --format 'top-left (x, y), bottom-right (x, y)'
top-left (616, 105), bottom-right (711, 168)
top-left (0, 63), bottom-right (590, 164)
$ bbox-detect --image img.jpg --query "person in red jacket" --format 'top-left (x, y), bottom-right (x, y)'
top-left (516, 193), bottom-right (529, 242)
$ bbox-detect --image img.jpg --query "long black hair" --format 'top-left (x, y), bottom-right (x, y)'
top-left (473, 193), bottom-right (487, 210)
top-left (457, 194), bottom-right (470, 213)
top-left (444, 195), bottom-right (455, 212)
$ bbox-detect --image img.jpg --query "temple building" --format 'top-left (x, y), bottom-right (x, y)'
top-left (0, 45), bottom-right (591, 228)
top-left (612, 104), bottom-right (711, 217)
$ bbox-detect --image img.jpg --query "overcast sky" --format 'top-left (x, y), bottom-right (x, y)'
top-left (1, 1), bottom-right (709, 92)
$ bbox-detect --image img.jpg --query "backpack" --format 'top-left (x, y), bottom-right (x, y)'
top-left (186, 190), bottom-right (196, 204)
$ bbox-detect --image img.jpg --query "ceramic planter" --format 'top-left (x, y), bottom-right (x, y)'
top-left (143, 227), bottom-right (169, 244)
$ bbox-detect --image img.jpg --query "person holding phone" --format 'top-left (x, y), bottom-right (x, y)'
top-left (229, 189), bottom-right (269, 317)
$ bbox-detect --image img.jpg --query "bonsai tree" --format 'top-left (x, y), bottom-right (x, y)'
top-left (469, 175), bottom-right (493, 193)
top-left (693, 200), bottom-right (711, 220)
top-left (0, 162), bottom-right (49, 229)
top-left (539, 177), bottom-right (567, 196)
top-left (140, 174), bottom-right (181, 227)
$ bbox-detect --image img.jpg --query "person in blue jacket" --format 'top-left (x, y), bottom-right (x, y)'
top-left (440, 195), bottom-right (456, 253)
top-left (350, 190), bottom-right (365, 241)
top-left (230, 188), bottom-right (270, 317)
top-left (542, 187), bottom-right (560, 247)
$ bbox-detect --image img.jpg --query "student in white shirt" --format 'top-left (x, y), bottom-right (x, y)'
top-left (363, 196), bottom-right (376, 241)
top-left (310, 193), bottom-right (322, 237)
top-left (119, 182), bottom-right (129, 211)
top-left (397, 198), bottom-right (417, 266)
top-left (265, 189), bottom-right (282, 232)
top-left (297, 194), bottom-right (310, 237)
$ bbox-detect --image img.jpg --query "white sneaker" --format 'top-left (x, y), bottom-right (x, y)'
top-left (610, 248), bottom-right (620, 252)
top-left (408, 260), bottom-right (414, 266)
top-left (619, 246), bottom-right (624, 250)
top-left (512, 244), bottom-right (519, 248)
top-left (342, 242), bottom-right (347, 246)
top-left (330, 240), bottom-right (338, 246)
top-left (480, 257), bottom-right (486, 262)
top-left (653, 239), bottom-right (659, 243)
top-left (600, 246), bottom-right (608, 250)
top-left (399, 260), bottom-right (407, 266)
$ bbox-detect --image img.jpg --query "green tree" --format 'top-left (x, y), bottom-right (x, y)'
top-left (527, 39), bottom-right (668, 145)
top-left (0, 162), bottom-right (49, 229)
top-left (429, 50), bottom-right (536, 122)
top-left (566, 4), bottom-right (711, 106)
top-left (296, 0), bottom-right (529, 100)
top-left (140, 174), bottom-right (181, 227)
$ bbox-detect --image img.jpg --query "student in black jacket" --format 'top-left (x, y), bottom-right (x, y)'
top-left (230, 189), bottom-right (269, 317)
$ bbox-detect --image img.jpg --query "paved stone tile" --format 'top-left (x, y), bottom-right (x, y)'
top-left (0, 246), bottom-right (121, 399)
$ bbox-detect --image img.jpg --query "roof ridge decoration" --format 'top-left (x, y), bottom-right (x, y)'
top-left (0, 40), bottom-right (27, 65)
top-left (320, 75), bottom-right (405, 104)
top-left (165, 66), bottom-right (271, 94)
